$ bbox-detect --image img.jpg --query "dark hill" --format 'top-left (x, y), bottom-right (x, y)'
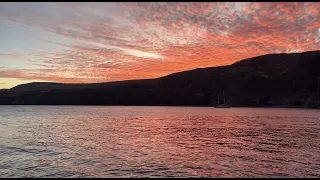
top-left (1, 50), bottom-right (320, 107)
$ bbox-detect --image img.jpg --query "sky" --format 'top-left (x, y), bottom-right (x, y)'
top-left (0, 2), bottom-right (319, 89)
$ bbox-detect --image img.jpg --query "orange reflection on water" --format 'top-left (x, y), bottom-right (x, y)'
top-left (1, 106), bottom-right (320, 177)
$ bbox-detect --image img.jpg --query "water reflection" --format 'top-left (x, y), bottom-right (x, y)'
top-left (0, 106), bottom-right (320, 177)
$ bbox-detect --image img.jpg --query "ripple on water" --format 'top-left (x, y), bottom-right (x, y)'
top-left (0, 106), bottom-right (320, 178)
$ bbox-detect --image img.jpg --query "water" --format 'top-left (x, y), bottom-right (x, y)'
top-left (1, 106), bottom-right (320, 178)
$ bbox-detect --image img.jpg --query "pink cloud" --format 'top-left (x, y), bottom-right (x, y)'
top-left (0, 2), bottom-right (319, 87)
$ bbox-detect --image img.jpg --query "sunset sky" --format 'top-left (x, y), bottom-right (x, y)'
top-left (0, 2), bottom-right (319, 89)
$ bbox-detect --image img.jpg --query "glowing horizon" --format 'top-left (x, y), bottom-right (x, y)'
top-left (0, 2), bottom-right (319, 89)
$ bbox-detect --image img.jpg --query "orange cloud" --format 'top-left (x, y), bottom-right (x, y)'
top-left (0, 2), bottom-right (319, 88)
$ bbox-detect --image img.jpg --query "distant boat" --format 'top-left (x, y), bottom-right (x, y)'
top-left (215, 91), bottom-right (231, 108)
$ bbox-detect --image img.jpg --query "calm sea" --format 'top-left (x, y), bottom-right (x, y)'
top-left (1, 106), bottom-right (320, 178)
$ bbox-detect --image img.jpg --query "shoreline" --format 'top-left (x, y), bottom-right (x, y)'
top-left (0, 104), bottom-right (319, 109)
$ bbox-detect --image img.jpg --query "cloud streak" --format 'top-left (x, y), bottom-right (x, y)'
top-left (0, 2), bottom-right (319, 88)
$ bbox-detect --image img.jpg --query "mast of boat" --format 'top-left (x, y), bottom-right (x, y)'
top-left (223, 91), bottom-right (226, 104)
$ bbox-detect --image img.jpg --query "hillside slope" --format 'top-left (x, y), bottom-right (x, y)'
top-left (1, 50), bottom-right (320, 107)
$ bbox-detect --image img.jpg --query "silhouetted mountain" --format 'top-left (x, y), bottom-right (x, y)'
top-left (1, 50), bottom-right (320, 108)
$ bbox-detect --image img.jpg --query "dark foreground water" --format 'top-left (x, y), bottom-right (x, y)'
top-left (1, 106), bottom-right (320, 178)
